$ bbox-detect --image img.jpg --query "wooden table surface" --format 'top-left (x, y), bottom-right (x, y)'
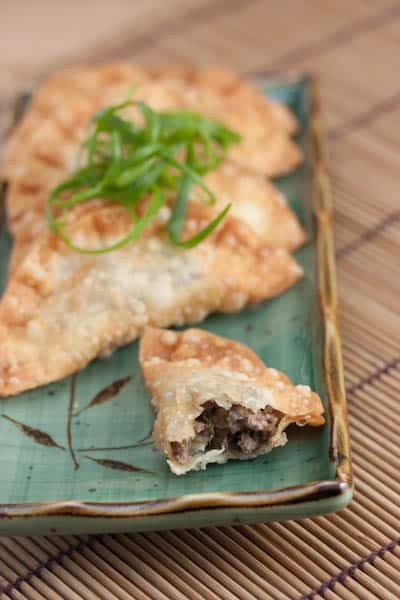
top-left (1, 2), bottom-right (400, 599)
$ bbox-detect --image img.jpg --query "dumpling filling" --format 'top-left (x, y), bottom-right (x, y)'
top-left (171, 401), bottom-right (282, 464)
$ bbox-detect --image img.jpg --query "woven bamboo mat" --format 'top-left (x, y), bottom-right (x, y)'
top-left (1, 2), bottom-right (400, 598)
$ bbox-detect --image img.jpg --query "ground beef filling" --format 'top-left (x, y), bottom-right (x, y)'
top-left (172, 402), bottom-right (280, 464)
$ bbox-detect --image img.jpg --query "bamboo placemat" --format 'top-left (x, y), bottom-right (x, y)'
top-left (1, 2), bottom-right (400, 598)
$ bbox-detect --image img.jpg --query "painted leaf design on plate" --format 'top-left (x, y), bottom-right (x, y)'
top-left (84, 455), bottom-right (153, 474)
top-left (74, 376), bottom-right (132, 416)
top-left (2, 414), bottom-right (65, 450)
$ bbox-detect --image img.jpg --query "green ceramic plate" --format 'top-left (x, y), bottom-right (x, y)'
top-left (0, 76), bottom-right (352, 536)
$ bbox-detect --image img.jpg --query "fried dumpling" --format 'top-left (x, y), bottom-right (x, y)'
top-left (4, 158), bottom-right (305, 276)
top-left (0, 202), bottom-right (302, 397)
top-left (139, 327), bottom-right (325, 475)
top-left (2, 63), bottom-right (301, 265)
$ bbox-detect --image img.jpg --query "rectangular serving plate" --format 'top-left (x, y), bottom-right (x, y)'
top-left (0, 76), bottom-right (352, 536)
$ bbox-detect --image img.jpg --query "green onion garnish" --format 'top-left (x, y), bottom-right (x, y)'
top-left (46, 96), bottom-right (241, 253)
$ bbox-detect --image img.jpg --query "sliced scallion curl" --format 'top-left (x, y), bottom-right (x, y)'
top-left (46, 95), bottom-right (241, 253)
top-left (159, 152), bottom-right (216, 204)
top-left (167, 175), bottom-right (193, 242)
top-left (167, 175), bottom-right (231, 248)
top-left (115, 158), bottom-right (156, 188)
top-left (169, 203), bottom-right (231, 249)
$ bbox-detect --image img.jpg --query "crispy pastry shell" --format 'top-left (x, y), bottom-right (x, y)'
top-left (140, 327), bottom-right (325, 474)
top-left (0, 202), bottom-right (302, 397)
top-left (2, 63), bottom-right (302, 271)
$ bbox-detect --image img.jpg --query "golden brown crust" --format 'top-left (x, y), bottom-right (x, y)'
top-left (0, 201), bottom-right (302, 397)
top-left (5, 159), bottom-right (305, 275)
top-left (2, 62), bottom-right (302, 269)
top-left (145, 64), bottom-right (298, 133)
top-left (140, 327), bottom-right (325, 473)
top-left (205, 164), bottom-right (306, 251)
top-left (140, 327), bottom-right (325, 425)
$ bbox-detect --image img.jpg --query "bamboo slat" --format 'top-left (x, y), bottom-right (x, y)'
top-left (1, 2), bottom-right (400, 599)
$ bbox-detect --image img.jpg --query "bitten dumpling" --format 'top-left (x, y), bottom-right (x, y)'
top-left (139, 327), bottom-right (325, 475)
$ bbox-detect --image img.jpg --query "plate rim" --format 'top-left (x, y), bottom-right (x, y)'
top-left (0, 75), bottom-right (352, 521)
